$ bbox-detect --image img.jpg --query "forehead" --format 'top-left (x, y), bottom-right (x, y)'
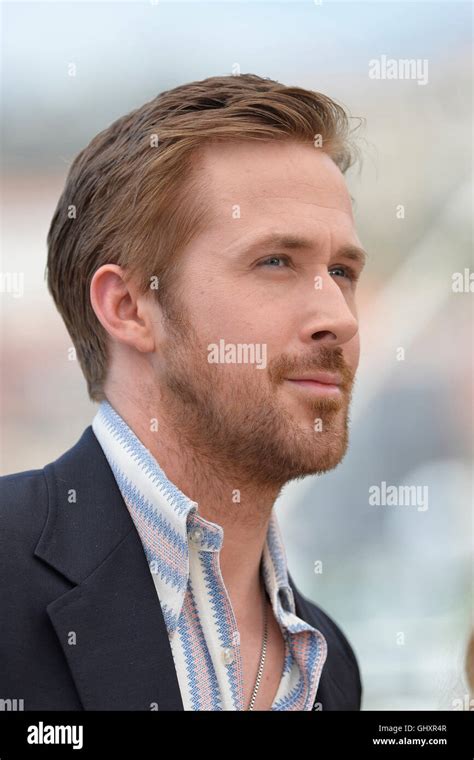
top-left (196, 139), bottom-right (354, 226)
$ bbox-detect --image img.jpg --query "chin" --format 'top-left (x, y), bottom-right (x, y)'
top-left (297, 431), bottom-right (350, 477)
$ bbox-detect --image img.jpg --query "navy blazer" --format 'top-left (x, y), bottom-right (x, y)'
top-left (0, 426), bottom-right (362, 711)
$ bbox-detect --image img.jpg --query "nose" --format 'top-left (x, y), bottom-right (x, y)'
top-left (299, 277), bottom-right (359, 347)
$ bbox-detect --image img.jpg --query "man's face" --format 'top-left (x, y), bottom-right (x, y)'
top-left (153, 140), bottom-right (365, 487)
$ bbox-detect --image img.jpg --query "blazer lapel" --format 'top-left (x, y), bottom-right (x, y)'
top-left (35, 425), bottom-right (184, 711)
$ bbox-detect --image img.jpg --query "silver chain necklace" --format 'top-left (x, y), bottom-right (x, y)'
top-left (246, 581), bottom-right (269, 711)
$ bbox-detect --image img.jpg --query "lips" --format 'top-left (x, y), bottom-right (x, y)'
top-left (284, 371), bottom-right (342, 386)
top-left (283, 371), bottom-right (344, 398)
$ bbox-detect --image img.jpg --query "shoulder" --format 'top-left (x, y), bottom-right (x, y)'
top-left (0, 467), bottom-right (53, 614)
top-left (0, 426), bottom-right (96, 538)
top-left (0, 467), bottom-right (49, 540)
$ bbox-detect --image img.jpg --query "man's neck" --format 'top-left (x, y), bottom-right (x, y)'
top-left (104, 391), bottom-right (283, 618)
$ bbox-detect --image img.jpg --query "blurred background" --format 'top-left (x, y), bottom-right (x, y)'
top-left (1, 0), bottom-right (472, 710)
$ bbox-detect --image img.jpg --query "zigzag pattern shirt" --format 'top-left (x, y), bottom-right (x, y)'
top-left (92, 400), bottom-right (328, 710)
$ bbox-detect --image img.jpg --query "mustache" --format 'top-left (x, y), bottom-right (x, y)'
top-left (268, 346), bottom-right (354, 391)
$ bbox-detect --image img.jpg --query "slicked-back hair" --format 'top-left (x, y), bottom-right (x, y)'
top-left (46, 73), bottom-right (359, 401)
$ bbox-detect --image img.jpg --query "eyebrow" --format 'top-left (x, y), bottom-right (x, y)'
top-left (239, 233), bottom-right (368, 268)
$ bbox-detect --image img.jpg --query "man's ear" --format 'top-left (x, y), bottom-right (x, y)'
top-left (90, 264), bottom-right (156, 353)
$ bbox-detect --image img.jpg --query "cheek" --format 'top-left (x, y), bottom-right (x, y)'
top-left (202, 299), bottom-right (272, 344)
top-left (192, 286), bottom-right (247, 339)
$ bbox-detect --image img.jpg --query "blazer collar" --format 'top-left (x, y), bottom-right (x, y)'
top-left (35, 425), bottom-right (184, 710)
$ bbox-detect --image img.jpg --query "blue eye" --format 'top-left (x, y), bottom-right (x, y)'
top-left (329, 266), bottom-right (357, 281)
top-left (259, 255), bottom-right (291, 268)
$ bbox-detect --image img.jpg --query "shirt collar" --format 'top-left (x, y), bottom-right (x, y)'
top-left (92, 400), bottom-right (310, 636)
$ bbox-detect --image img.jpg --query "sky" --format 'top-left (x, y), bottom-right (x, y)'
top-left (2, 1), bottom-right (471, 167)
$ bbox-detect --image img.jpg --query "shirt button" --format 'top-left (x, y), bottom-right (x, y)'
top-left (190, 528), bottom-right (203, 544)
top-left (222, 647), bottom-right (234, 665)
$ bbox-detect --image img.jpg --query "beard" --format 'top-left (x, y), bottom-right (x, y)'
top-left (157, 295), bottom-right (355, 489)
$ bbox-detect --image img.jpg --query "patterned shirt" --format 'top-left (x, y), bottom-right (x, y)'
top-left (92, 400), bottom-right (327, 710)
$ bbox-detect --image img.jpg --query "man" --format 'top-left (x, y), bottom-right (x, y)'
top-left (0, 74), bottom-right (365, 711)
